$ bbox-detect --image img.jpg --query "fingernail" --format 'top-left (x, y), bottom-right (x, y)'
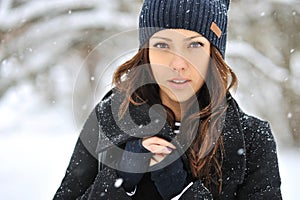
top-left (167, 147), bottom-right (173, 152)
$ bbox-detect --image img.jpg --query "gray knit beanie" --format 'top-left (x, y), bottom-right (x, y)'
top-left (139, 0), bottom-right (230, 58)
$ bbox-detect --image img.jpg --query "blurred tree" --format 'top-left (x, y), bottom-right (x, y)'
top-left (228, 0), bottom-right (300, 146)
top-left (0, 0), bottom-right (141, 122)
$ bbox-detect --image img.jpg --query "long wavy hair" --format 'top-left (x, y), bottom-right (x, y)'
top-left (113, 44), bottom-right (237, 193)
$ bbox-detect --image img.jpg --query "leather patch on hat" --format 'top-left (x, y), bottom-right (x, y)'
top-left (210, 22), bottom-right (222, 38)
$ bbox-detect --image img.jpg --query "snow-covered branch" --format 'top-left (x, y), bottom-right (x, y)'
top-left (0, 0), bottom-right (100, 30)
top-left (227, 40), bottom-right (289, 83)
top-left (0, 33), bottom-right (80, 97)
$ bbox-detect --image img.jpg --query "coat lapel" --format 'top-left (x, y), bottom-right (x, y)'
top-left (95, 90), bottom-right (175, 154)
top-left (219, 97), bottom-right (246, 195)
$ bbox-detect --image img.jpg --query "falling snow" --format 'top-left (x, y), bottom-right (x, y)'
top-left (0, 0), bottom-right (299, 199)
top-left (114, 178), bottom-right (123, 188)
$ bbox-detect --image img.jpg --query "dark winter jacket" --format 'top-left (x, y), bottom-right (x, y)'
top-left (54, 90), bottom-right (282, 200)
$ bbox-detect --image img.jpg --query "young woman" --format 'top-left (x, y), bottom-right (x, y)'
top-left (54, 0), bottom-right (282, 199)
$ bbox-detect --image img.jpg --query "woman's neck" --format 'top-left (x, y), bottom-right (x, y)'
top-left (164, 101), bottom-right (182, 121)
top-left (160, 92), bottom-right (184, 122)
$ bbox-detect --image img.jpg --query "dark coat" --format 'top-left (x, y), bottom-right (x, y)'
top-left (54, 90), bottom-right (282, 200)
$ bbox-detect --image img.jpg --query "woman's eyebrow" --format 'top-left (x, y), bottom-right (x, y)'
top-left (151, 36), bottom-right (172, 41)
top-left (183, 35), bottom-right (203, 41)
top-left (151, 35), bottom-right (203, 42)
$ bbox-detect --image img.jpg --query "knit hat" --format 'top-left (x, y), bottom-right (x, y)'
top-left (139, 0), bottom-right (230, 58)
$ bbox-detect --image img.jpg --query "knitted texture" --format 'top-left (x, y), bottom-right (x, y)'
top-left (139, 0), bottom-right (230, 57)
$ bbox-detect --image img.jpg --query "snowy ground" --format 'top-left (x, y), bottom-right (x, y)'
top-left (0, 85), bottom-right (299, 200)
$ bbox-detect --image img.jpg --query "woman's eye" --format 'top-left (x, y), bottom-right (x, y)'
top-left (189, 41), bottom-right (204, 48)
top-left (153, 43), bottom-right (169, 49)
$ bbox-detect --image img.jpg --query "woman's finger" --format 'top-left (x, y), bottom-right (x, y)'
top-left (152, 154), bottom-right (166, 162)
top-left (150, 154), bottom-right (167, 166)
top-left (142, 136), bottom-right (176, 150)
top-left (146, 144), bottom-right (173, 154)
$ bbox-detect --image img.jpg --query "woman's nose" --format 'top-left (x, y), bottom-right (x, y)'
top-left (169, 53), bottom-right (188, 72)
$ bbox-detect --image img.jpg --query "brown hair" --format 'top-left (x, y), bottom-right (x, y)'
top-left (113, 44), bottom-right (238, 193)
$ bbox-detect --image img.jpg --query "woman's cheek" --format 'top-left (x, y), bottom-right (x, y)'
top-left (150, 65), bottom-right (164, 84)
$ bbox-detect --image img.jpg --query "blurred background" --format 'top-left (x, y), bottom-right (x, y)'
top-left (0, 0), bottom-right (299, 199)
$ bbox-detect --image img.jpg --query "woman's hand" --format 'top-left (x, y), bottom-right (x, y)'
top-left (142, 136), bottom-right (176, 166)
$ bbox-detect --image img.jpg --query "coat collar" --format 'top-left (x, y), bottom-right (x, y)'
top-left (221, 96), bottom-right (246, 189)
top-left (95, 91), bottom-right (246, 187)
top-left (95, 90), bottom-right (175, 153)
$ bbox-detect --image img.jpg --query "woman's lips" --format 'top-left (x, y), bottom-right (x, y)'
top-left (167, 78), bottom-right (191, 89)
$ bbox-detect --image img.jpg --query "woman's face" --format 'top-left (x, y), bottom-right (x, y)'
top-left (149, 29), bottom-right (211, 103)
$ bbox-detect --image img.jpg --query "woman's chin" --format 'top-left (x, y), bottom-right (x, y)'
top-left (168, 92), bottom-right (198, 103)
